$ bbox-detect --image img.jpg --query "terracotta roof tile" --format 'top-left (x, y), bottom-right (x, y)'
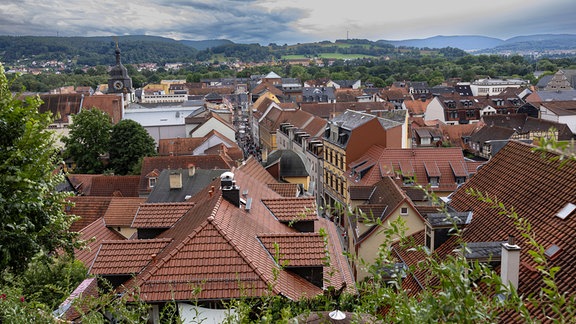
top-left (349, 186), bottom-right (375, 200)
top-left (66, 174), bottom-right (100, 195)
top-left (89, 175), bottom-right (140, 197)
top-left (300, 102), bottom-right (397, 120)
top-left (267, 183), bottom-right (300, 197)
top-left (66, 196), bottom-right (112, 232)
top-left (89, 238), bottom-right (173, 275)
top-left (74, 218), bottom-right (125, 266)
top-left (259, 233), bottom-right (326, 267)
top-left (82, 156), bottom-right (354, 303)
top-left (350, 145), bottom-right (476, 192)
top-left (38, 93), bottom-right (83, 124)
top-left (395, 141), bottom-right (576, 321)
top-left (261, 197), bottom-right (318, 222)
top-left (157, 137), bottom-right (204, 156)
top-left (103, 197), bottom-right (146, 227)
top-left (132, 202), bottom-right (195, 228)
top-left (82, 95), bottom-right (123, 124)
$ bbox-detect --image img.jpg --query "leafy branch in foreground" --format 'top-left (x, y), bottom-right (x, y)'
top-left (467, 188), bottom-right (576, 323)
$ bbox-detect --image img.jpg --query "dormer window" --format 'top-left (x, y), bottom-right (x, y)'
top-left (455, 176), bottom-right (466, 185)
top-left (429, 176), bottom-right (439, 188)
top-left (148, 177), bottom-right (157, 188)
top-left (402, 176), bottom-right (414, 186)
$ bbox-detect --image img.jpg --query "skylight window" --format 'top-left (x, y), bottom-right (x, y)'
top-left (544, 244), bottom-right (562, 260)
top-left (555, 203), bottom-right (576, 220)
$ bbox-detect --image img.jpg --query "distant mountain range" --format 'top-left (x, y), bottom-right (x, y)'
top-left (377, 34), bottom-right (576, 53)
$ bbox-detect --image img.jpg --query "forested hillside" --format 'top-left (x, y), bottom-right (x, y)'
top-left (0, 35), bottom-right (198, 65)
top-left (3, 34), bottom-right (575, 68)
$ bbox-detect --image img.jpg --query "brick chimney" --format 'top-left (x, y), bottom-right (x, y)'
top-left (501, 235), bottom-right (521, 290)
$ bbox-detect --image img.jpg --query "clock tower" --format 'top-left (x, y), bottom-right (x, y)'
top-left (108, 42), bottom-right (133, 95)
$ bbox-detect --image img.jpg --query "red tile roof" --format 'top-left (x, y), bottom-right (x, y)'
top-left (132, 202), bottom-right (195, 228)
top-left (396, 140), bottom-right (576, 321)
top-left (300, 102), bottom-right (397, 120)
top-left (38, 93), bottom-right (83, 124)
top-left (103, 197), bottom-right (146, 227)
top-left (404, 97), bottom-right (432, 115)
top-left (89, 238), bottom-right (173, 275)
top-left (74, 218), bottom-right (125, 266)
top-left (66, 174), bottom-right (100, 196)
top-left (267, 183), bottom-right (300, 197)
top-left (66, 196), bottom-right (112, 232)
top-left (258, 233), bottom-right (326, 267)
top-left (89, 175), bottom-right (141, 197)
top-left (351, 145), bottom-right (475, 192)
top-left (261, 197), bottom-right (318, 222)
top-left (87, 155), bottom-right (354, 302)
top-left (82, 95), bottom-right (123, 124)
top-left (157, 137), bottom-right (204, 156)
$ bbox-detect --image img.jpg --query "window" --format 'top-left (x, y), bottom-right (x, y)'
top-left (429, 177), bottom-right (439, 187)
top-left (402, 176), bottom-right (414, 186)
top-left (149, 177), bottom-right (157, 188)
top-left (449, 111), bottom-right (458, 119)
top-left (466, 110), bottom-right (475, 118)
top-left (400, 207), bottom-right (408, 215)
top-left (455, 176), bottom-right (466, 185)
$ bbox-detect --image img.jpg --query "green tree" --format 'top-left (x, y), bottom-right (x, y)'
top-left (0, 64), bottom-right (79, 272)
top-left (63, 108), bottom-right (112, 174)
top-left (108, 119), bottom-right (157, 175)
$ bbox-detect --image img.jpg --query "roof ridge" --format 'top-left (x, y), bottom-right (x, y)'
top-left (131, 195), bottom-right (224, 287)
top-left (133, 218), bottom-right (212, 288)
top-left (210, 210), bottom-right (280, 295)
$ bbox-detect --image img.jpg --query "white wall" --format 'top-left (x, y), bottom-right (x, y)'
top-left (424, 97), bottom-right (446, 123)
top-left (190, 118), bottom-right (236, 142)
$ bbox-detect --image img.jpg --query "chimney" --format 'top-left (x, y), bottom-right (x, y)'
top-left (187, 164), bottom-right (196, 177)
top-left (220, 172), bottom-right (240, 207)
top-left (169, 170), bottom-right (183, 189)
top-left (501, 235), bottom-right (521, 290)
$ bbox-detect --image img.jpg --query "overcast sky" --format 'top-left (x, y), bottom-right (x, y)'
top-left (1, 0), bottom-right (574, 45)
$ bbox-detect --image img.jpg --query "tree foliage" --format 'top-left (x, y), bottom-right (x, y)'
top-left (0, 64), bottom-right (79, 272)
top-left (63, 108), bottom-right (112, 174)
top-left (108, 119), bottom-right (157, 175)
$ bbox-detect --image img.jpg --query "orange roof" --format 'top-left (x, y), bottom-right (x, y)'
top-left (396, 141), bottom-right (576, 321)
top-left (90, 156), bottom-right (354, 302)
top-left (82, 95), bottom-right (123, 124)
top-left (132, 202), bottom-right (195, 228)
top-left (258, 233), bottom-right (326, 267)
top-left (66, 196), bottom-right (112, 232)
top-left (89, 238), bottom-right (172, 275)
top-left (67, 174), bottom-right (100, 195)
top-left (55, 277), bottom-right (99, 322)
top-left (157, 137), bottom-right (204, 156)
top-left (351, 145), bottom-right (475, 192)
top-left (404, 97), bottom-right (432, 115)
top-left (267, 183), bottom-right (299, 197)
top-left (103, 197), bottom-right (146, 227)
top-left (261, 197), bottom-right (318, 222)
top-left (74, 218), bottom-right (125, 266)
top-left (89, 175), bottom-right (140, 197)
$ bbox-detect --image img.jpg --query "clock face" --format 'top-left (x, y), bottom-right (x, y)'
top-left (113, 80), bottom-right (124, 90)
